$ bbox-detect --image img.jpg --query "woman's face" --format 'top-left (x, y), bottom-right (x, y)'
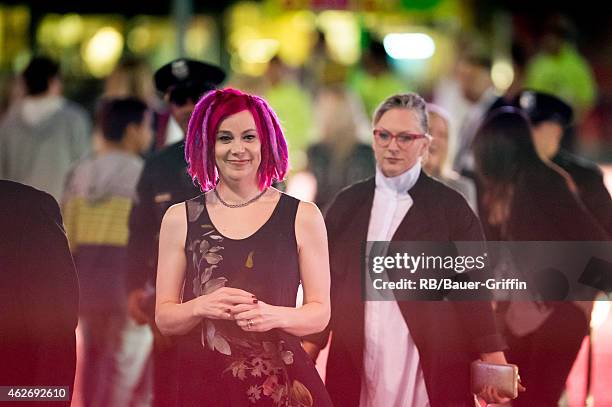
top-left (373, 108), bottom-right (430, 177)
top-left (423, 112), bottom-right (449, 176)
top-left (215, 110), bottom-right (261, 183)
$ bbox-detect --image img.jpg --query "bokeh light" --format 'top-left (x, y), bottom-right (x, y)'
top-left (82, 26), bottom-right (124, 78)
top-left (383, 33), bottom-right (436, 60)
top-left (317, 11), bottom-right (360, 65)
top-left (57, 14), bottom-right (84, 48)
top-left (491, 59), bottom-right (514, 93)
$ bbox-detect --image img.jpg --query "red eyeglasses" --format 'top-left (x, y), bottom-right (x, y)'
top-left (373, 129), bottom-right (430, 148)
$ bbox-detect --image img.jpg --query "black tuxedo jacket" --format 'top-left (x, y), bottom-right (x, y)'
top-left (314, 173), bottom-right (506, 407)
top-left (0, 181), bottom-right (79, 406)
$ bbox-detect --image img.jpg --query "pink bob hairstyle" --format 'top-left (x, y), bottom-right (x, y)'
top-left (184, 88), bottom-right (289, 191)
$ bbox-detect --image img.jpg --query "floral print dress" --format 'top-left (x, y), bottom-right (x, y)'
top-left (176, 193), bottom-right (333, 407)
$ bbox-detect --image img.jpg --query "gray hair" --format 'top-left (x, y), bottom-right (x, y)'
top-left (373, 93), bottom-right (429, 133)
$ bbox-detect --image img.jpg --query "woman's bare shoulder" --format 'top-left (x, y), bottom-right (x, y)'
top-left (161, 202), bottom-right (188, 233)
top-left (296, 199), bottom-right (323, 219)
top-left (164, 202), bottom-right (186, 219)
top-left (294, 198), bottom-right (326, 237)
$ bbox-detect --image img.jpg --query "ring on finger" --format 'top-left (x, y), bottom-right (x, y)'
top-left (247, 319), bottom-right (254, 329)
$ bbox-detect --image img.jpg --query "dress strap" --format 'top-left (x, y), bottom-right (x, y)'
top-left (274, 193), bottom-right (300, 223)
top-left (185, 194), bottom-right (206, 224)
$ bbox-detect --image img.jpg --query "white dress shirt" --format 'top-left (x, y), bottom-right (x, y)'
top-left (360, 162), bottom-right (431, 407)
top-left (165, 115), bottom-right (184, 147)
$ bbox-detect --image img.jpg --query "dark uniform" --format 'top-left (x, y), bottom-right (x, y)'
top-left (516, 90), bottom-right (612, 236)
top-left (126, 142), bottom-right (201, 295)
top-left (126, 58), bottom-right (225, 407)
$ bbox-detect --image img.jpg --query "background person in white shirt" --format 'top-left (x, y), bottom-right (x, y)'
top-left (303, 93), bottom-right (518, 407)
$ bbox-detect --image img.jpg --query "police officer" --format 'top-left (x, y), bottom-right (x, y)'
top-left (516, 90), bottom-right (612, 236)
top-left (126, 58), bottom-right (225, 406)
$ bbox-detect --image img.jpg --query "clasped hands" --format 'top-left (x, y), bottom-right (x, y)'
top-left (192, 287), bottom-right (285, 332)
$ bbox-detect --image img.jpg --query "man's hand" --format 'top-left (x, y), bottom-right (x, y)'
top-left (127, 288), bottom-right (150, 325)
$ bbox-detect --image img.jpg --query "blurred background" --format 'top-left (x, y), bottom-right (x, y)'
top-left (0, 0), bottom-right (610, 162)
top-left (0, 1), bottom-right (610, 406)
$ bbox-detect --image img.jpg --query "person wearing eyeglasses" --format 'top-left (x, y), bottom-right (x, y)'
top-left (125, 59), bottom-right (225, 407)
top-left (302, 93), bottom-right (514, 407)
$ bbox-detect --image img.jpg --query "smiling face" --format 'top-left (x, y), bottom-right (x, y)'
top-left (215, 109), bottom-right (261, 184)
top-left (373, 108), bottom-right (430, 177)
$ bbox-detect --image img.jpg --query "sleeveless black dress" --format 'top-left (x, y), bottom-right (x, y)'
top-left (176, 192), bottom-right (333, 407)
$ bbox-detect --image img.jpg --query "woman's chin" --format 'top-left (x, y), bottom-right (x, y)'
top-left (222, 170), bottom-right (256, 183)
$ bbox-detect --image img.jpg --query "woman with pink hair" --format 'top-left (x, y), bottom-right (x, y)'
top-left (155, 88), bottom-right (332, 406)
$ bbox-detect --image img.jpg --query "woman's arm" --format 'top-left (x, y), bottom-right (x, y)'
top-left (155, 203), bottom-right (256, 336)
top-left (291, 201), bottom-right (332, 334)
top-left (155, 203), bottom-right (199, 335)
top-left (233, 201), bottom-right (331, 337)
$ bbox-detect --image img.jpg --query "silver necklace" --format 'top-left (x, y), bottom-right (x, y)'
top-left (213, 187), bottom-right (268, 208)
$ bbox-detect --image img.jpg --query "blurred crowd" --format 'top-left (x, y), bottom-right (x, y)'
top-left (0, 11), bottom-right (610, 407)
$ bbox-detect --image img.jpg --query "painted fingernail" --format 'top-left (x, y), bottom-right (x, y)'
top-left (253, 299), bottom-right (258, 304)
top-left (252, 295), bottom-right (256, 298)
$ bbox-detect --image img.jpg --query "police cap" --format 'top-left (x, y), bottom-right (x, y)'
top-left (515, 90), bottom-right (574, 127)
